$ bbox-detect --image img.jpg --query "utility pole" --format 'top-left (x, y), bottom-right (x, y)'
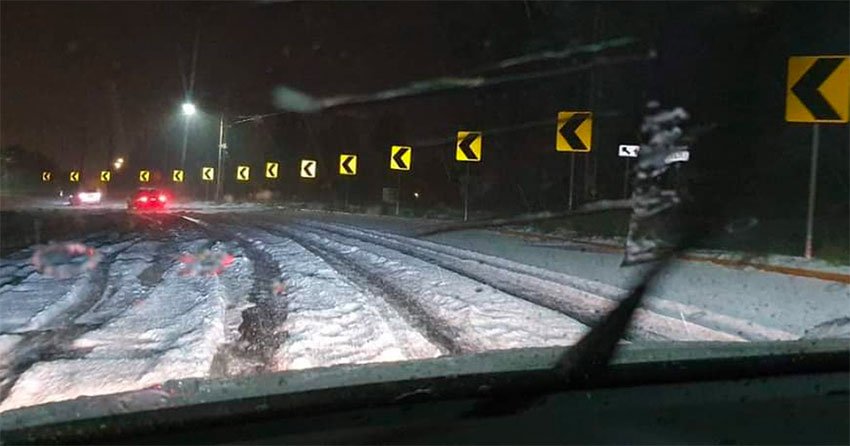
top-left (180, 118), bottom-right (190, 169)
top-left (216, 114), bottom-right (225, 201)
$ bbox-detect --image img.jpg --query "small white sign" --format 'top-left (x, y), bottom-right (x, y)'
top-left (665, 150), bottom-right (690, 164)
top-left (618, 144), bottom-right (640, 158)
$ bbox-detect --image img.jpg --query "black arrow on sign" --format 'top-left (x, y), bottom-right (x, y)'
top-left (342, 156), bottom-right (355, 174)
top-left (266, 163), bottom-right (276, 177)
top-left (791, 58), bottom-right (843, 120)
top-left (303, 161), bottom-right (315, 176)
top-left (559, 112), bottom-right (590, 151)
top-left (239, 166), bottom-right (249, 179)
top-left (393, 148), bottom-right (409, 169)
top-left (204, 169), bottom-right (213, 180)
top-left (458, 133), bottom-right (479, 160)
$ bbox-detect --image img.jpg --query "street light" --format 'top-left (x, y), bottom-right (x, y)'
top-left (113, 157), bottom-right (124, 170)
top-left (181, 102), bottom-right (197, 117)
top-left (177, 102), bottom-right (226, 201)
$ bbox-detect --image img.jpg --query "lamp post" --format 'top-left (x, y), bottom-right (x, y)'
top-left (180, 102), bottom-right (196, 169)
top-left (216, 114), bottom-right (225, 201)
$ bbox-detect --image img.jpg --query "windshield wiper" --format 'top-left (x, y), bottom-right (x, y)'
top-left (462, 102), bottom-right (697, 416)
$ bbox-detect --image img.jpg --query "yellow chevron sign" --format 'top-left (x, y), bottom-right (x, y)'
top-left (556, 111), bottom-right (593, 152)
top-left (265, 162), bottom-right (279, 179)
top-left (390, 146), bottom-right (411, 171)
top-left (786, 56), bottom-right (850, 123)
top-left (236, 165), bottom-right (250, 181)
top-left (339, 154), bottom-right (357, 175)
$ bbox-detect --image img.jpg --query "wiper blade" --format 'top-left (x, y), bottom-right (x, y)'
top-left (467, 102), bottom-right (696, 416)
top-left (555, 261), bottom-right (666, 381)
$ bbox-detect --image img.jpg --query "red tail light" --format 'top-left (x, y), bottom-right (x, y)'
top-left (159, 194), bottom-right (167, 202)
top-left (137, 196), bottom-right (149, 203)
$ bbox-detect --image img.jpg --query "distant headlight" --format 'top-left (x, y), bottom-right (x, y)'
top-left (78, 192), bottom-right (102, 203)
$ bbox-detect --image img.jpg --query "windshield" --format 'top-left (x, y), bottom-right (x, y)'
top-left (0, 1), bottom-right (848, 416)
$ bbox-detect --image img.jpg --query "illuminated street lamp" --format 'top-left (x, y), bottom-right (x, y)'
top-left (181, 102), bottom-right (197, 117)
top-left (113, 157), bottom-right (124, 170)
top-left (177, 101), bottom-right (225, 201)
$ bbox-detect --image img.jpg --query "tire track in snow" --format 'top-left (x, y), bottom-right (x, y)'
top-left (0, 236), bottom-right (141, 404)
top-left (363, 225), bottom-right (796, 341)
top-left (0, 236), bottom-right (230, 413)
top-left (271, 226), bottom-right (466, 356)
top-left (180, 215), bottom-right (285, 373)
top-left (272, 220), bottom-right (794, 341)
top-left (219, 224), bottom-right (442, 370)
top-left (0, 215), bottom-right (212, 407)
top-left (271, 224), bottom-right (590, 353)
top-left (291, 220), bottom-right (744, 342)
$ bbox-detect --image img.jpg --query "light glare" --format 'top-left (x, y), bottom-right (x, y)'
top-left (182, 102), bottom-right (197, 116)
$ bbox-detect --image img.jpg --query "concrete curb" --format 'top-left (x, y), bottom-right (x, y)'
top-left (498, 229), bottom-right (850, 285)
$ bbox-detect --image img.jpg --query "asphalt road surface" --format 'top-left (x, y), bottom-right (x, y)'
top-left (1, 203), bottom-right (847, 412)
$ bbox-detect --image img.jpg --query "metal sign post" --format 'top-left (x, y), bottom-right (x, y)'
top-left (567, 156), bottom-right (575, 210)
top-left (455, 131), bottom-right (482, 221)
top-left (344, 180), bottom-right (351, 211)
top-left (785, 55), bottom-right (849, 258)
top-left (463, 163), bottom-right (470, 221)
top-left (557, 112), bottom-right (593, 211)
top-left (618, 144), bottom-right (640, 199)
top-left (395, 173), bottom-right (401, 216)
top-left (804, 124), bottom-right (820, 259)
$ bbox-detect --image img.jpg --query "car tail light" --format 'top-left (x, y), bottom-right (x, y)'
top-left (138, 196), bottom-right (149, 203)
top-left (159, 194), bottom-right (167, 202)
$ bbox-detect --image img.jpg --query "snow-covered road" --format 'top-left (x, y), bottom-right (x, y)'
top-left (0, 210), bottom-right (843, 413)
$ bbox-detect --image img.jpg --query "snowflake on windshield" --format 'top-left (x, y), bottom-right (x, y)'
top-left (623, 101), bottom-right (690, 266)
top-left (31, 242), bottom-right (102, 279)
top-left (178, 249), bottom-right (235, 277)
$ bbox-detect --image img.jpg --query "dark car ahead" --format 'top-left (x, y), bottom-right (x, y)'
top-left (127, 188), bottom-right (170, 211)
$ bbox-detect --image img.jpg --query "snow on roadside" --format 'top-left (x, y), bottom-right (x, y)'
top-left (226, 226), bottom-right (442, 372)
top-left (0, 239), bottom-right (237, 413)
top-left (292, 227), bottom-right (590, 351)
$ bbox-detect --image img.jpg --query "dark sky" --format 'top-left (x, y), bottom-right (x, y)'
top-left (2, 1), bottom-right (848, 221)
top-left (2, 1), bottom-right (555, 166)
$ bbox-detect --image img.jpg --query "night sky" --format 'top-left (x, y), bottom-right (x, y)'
top-left (2, 2), bottom-right (848, 224)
